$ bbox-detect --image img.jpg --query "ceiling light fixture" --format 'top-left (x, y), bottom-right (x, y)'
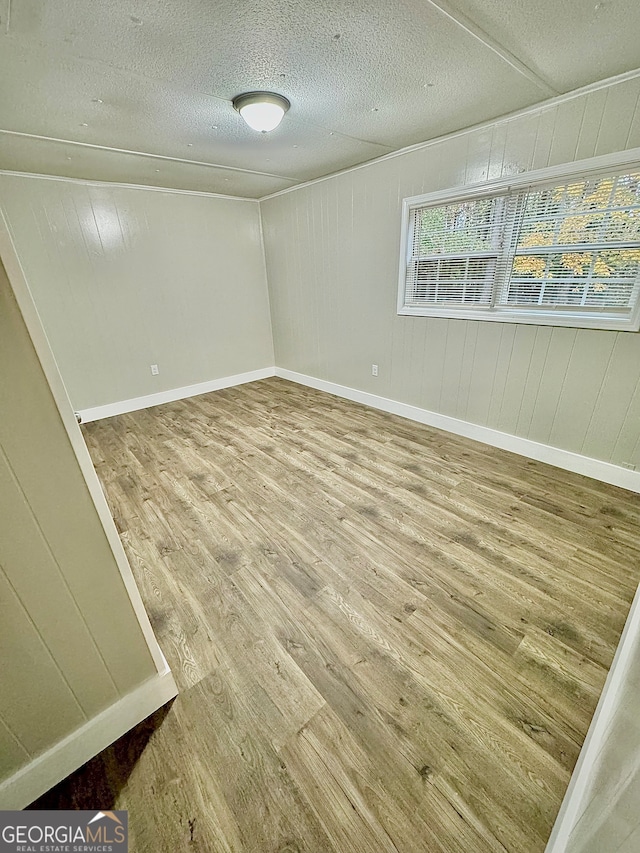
top-left (232, 91), bottom-right (290, 133)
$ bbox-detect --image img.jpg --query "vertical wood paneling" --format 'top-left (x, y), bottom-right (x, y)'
top-left (0, 180), bottom-right (274, 410)
top-left (0, 566), bottom-right (86, 756)
top-left (0, 256), bottom-right (158, 784)
top-left (0, 720), bottom-right (29, 781)
top-left (529, 106), bottom-right (557, 171)
top-left (464, 128), bottom-right (493, 184)
top-left (494, 325), bottom-right (538, 436)
top-left (417, 318), bottom-right (448, 412)
top-left (331, 175), bottom-right (362, 389)
top-left (456, 321), bottom-right (479, 419)
top-left (0, 450), bottom-right (118, 716)
top-left (611, 382), bottom-right (640, 468)
top-left (438, 134), bottom-right (470, 186)
top-left (487, 122), bottom-right (509, 181)
top-left (270, 196), bottom-right (296, 368)
top-left (262, 73), bottom-right (640, 468)
top-left (0, 268), bottom-right (155, 696)
top-left (502, 113), bottom-right (539, 175)
top-left (549, 331), bottom-right (617, 453)
top-left (465, 323), bottom-right (503, 427)
top-left (526, 329), bottom-right (578, 446)
top-left (547, 96), bottom-right (588, 165)
top-left (625, 88), bottom-right (640, 150)
top-left (574, 89), bottom-right (610, 161)
top-left (595, 80), bottom-right (639, 156)
top-left (514, 326), bottom-right (554, 438)
top-left (581, 334), bottom-right (640, 462)
top-left (486, 324), bottom-right (518, 427)
top-left (392, 316), bottom-right (424, 406)
top-left (439, 321), bottom-right (468, 416)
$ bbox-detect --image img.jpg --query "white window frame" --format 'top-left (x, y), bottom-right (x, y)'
top-left (397, 148), bottom-right (640, 331)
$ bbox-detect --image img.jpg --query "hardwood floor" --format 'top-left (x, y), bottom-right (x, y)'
top-left (40, 378), bottom-right (640, 852)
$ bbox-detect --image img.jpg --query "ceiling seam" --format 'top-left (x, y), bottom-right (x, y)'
top-left (0, 129), bottom-right (300, 183)
top-left (258, 67), bottom-right (640, 202)
top-left (7, 36), bottom-right (244, 108)
top-left (2, 7), bottom-right (555, 139)
top-left (0, 170), bottom-right (261, 202)
top-left (289, 119), bottom-right (395, 151)
top-left (424, 0), bottom-right (558, 97)
top-left (0, 42), bottom-right (390, 154)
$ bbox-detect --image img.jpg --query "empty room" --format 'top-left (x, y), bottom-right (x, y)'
top-left (1, 2), bottom-right (640, 852)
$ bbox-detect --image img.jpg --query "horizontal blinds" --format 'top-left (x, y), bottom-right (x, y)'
top-left (404, 170), bottom-right (640, 316)
top-left (498, 172), bottom-right (640, 310)
top-left (405, 196), bottom-right (510, 307)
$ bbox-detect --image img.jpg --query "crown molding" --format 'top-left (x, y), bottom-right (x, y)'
top-left (259, 67), bottom-right (640, 202)
top-left (0, 127), bottom-right (298, 184)
top-left (0, 169), bottom-right (263, 202)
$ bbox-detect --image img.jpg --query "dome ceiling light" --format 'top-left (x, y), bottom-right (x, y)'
top-left (232, 91), bottom-right (290, 133)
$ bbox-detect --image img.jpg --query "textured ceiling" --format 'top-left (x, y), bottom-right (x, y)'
top-left (0, 0), bottom-right (639, 198)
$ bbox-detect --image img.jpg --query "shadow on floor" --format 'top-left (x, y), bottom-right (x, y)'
top-left (27, 701), bottom-right (174, 811)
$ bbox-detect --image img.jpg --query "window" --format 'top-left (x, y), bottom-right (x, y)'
top-left (397, 155), bottom-right (640, 330)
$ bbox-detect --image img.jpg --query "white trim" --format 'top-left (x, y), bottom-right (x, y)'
top-left (397, 306), bottom-right (640, 331)
top-left (0, 169), bottom-right (261, 203)
top-left (0, 128), bottom-right (296, 184)
top-left (0, 669), bottom-right (178, 810)
top-left (274, 368), bottom-right (640, 493)
top-left (259, 67), bottom-right (640, 201)
top-left (78, 367), bottom-right (276, 423)
top-left (397, 196), bottom-right (413, 314)
top-left (544, 578), bottom-right (640, 852)
top-left (1, 68), bottom-right (638, 204)
top-left (0, 213), bottom-right (168, 673)
top-left (401, 148), bottom-right (640, 207)
top-left (397, 150), bottom-right (640, 331)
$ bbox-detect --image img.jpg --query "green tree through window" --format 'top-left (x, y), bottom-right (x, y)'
top-left (400, 163), bottom-right (640, 329)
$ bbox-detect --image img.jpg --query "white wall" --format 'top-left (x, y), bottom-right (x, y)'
top-left (564, 630), bottom-right (640, 853)
top-left (0, 65), bottom-right (639, 831)
top-left (0, 247), bottom-right (176, 807)
top-left (0, 178), bottom-right (274, 410)
top-left (261, 73), bottom-right (640, 469)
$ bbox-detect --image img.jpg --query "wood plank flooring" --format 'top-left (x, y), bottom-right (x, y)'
top-left (36, 378), bottom-right (640, 852)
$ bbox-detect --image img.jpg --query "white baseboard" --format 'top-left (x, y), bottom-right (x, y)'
top-left (76, 363), bottom-right (640, 492)
top-left (0, 669), bottom-right (178, 810)
top-left (275, 367), bottom-right (640, 850)
top-left (78, 367), bottom-right (276, 423)
top-left (275, 368), bottom-right (640, 494)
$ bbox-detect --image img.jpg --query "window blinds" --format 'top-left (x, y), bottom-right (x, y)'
top-left (403, 170), bottom-right (640, 321)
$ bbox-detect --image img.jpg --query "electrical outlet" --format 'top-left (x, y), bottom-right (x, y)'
top-left (371, 364), bottom-right (379, 377)
top-left (150, 364), bottom-right (159, 375)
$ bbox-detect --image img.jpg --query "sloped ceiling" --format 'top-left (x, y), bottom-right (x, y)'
top-left (0, 0), bottom-right (639, 198)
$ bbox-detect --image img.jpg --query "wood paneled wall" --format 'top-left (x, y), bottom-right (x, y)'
top-left (0, 180), bottom-right (274, 411)
top-left (565, 629), bottom-right (640, 852)
top-left (0, 255), bottom-right (157, 787)
top-left (261, 74), bottom-right (640, 469)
